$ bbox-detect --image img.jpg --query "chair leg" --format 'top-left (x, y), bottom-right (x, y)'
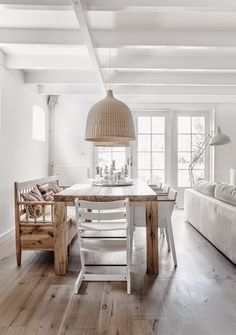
top-left (130, 207), bottom-right (134, 254)
top-left (160, 227), bottom-right (165, 236)
top-left (127, 225), bottom-right (132, 295)
top-left (67, 243), bottom-right (71, 257)
top-left (74, 269), bottom-right (84, 294)
top-left (127, 261), bottom-right (131, 295)
top-left (16, 249), bottom-right (21, 266)
top-left (75, 240), bottom-right (86, 294)
top-left (167, 219), bottom-right (177, 266)
top-left (165, 227), bottom-right (171, 252)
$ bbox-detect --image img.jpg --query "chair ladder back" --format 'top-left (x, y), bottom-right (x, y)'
top-left (74, 197), bottom-right (133, 294)
top-left (76, 199), bottom-right (127, 210)
top-left (168, 188), bottom-right (177, 201)
top-left (162, 184), bottom-right (170, 194)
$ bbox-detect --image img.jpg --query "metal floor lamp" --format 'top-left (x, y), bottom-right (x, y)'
top-left (188, 126), bottom-right (231, 187)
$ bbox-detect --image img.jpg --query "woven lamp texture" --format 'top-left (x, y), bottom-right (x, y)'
top-left (94, 141), bottom-right (130, 147)
top-left (85, 90), bottom-right (136, 142)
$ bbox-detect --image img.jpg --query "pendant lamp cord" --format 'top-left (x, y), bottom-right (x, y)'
top-left (109, 48), bottom-right (112, 90)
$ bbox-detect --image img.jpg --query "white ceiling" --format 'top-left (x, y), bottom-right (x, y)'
top-left (1, 0), bottom-right (236, 104)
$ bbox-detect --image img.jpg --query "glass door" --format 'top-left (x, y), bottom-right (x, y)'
top-left (132, 112), bottom-right (171, 186)
top-left (132, 110), bottom-right (210, 206)
top-left (173, 111), bottom-right (209, 205)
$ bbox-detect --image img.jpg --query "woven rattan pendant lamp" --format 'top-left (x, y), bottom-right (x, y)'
top-left (85, 49), bottom-right (135, 143)
top-left (85, 89), bottom-right (135, 143)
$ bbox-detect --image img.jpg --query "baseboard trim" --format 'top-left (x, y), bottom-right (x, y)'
top-left (0, 227), bottom-right (15, 245)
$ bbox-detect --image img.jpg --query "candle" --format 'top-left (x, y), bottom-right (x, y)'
top-left (230, 169), bottom-right (235, 185)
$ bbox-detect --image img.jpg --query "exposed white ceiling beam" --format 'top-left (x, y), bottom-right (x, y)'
top-left (108, 86), bottom-right (236, 95)
top-left (7, 53), bottom-right (236, 72)
top-left (38, 89), bottom-right (236, 104)
top-left (93, 30), bottom-right (236, 48)
top-left (99, 55), bottom-right (236, 71)
top-left (24, 70), bottom-right (236, 86)
top-left (72, 0), bottom-right (106, 93)
top-left (39, 84), bottom-right (102, 95)
top-left (6, 54), bottom-right (93, 69)
top-left (87, 0), bottom-right (236, 12)
top-left (24, 70), bottom-right (99, 84)
top-left (0, 0), bottom-right (71, 10)
top-left (0, 29), bottom-right (83, 45)
top-left (39, 84), bottom-right (236, 96)
top-left (2, 0), bottom-right (236, 12)
top-left (1, 29), bottom-right (236, 48)
top-left (125, 95), bottom-right (236, 104)
top-left (0, 50), bottom-right (5, 66)
top-left (111, 72), bottom-right (236, 85)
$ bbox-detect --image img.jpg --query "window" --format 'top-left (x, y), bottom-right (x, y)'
top-left (177, 116), bottom-right (206, 187)
top-left (97, 147), bottom-right (126, 170)
top-left (32, 106), bottom-right (45, 141)
top-left (137, 116), bottom-right (165, 184)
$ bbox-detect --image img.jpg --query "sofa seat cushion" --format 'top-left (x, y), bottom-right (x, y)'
top-left (215, 183), bottom-right (236, 206)
top-left (194, 180), bottom-right (216, 197)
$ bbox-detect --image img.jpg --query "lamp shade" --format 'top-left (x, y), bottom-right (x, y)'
top-left (94, 141), bottom-right (130, 147)
top-left (209, 126), bottom-right (231, 146)
top-left (85, 90), bottom-right (136, 142)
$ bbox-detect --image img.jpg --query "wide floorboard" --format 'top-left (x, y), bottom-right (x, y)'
top-left (0, 210), bottom-right (236, 335)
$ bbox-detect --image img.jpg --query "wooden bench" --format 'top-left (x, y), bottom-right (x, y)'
top-left (14, 175), bottom-right (78, 274)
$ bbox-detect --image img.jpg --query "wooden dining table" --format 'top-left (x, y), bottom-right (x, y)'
top-left (53, 179), bottom-right (172, 276)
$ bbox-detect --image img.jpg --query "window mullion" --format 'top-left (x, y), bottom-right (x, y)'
top-left (150, 117), bottom-right (152, 183)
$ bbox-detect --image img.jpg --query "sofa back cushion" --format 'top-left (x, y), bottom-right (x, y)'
top-left (194, 180), bottom-right (216, 197)
top-left (215, 183), bottom-right (236, 206)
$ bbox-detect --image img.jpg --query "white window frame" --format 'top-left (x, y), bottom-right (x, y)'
top-left (92, 109), bottom-right (214, 192)
top-left (93, 146), bottom-right (131, 176)
top-left (132, 109), bottom-right (213, 189)
top-left (132, 110), bottom-right (171, 184)
top-left (173, 109), bottom-right (211, 188)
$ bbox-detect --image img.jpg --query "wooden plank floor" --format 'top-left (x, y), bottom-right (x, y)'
top-left (1, 210), bottom-right (236, 334)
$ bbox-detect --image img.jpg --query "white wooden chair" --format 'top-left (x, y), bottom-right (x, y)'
top-left (149, 181), bottom-right (162, 190)
top-left (150, 183), bottom-right (169, 196)
top-left (74, 198), bottom-right (133, 294)
top-left (158, 188), bottom-right (177, 266)
top-left (162, 184), bottom-right (170, 194)
top-left (150, 184), bottom-right (170, 235)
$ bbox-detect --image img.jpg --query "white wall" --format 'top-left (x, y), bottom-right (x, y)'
top-left (214, 104), bottom-right (236, 183)
top-left (0, 66), bottom-right (48, 237)
top-left (54, 96), bottom-right (92, 171)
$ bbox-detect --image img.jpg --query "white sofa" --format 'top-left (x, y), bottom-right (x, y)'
top-left (184, 186), bottom-right (236, 264)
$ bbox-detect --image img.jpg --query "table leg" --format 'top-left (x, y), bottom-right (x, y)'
top-left (54, 201), bottom-right (68, 275)
top-left (146, 200), bottom-right (158, 275)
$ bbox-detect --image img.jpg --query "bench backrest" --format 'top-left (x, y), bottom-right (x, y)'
top-left (14, 175), bottom-right (59, 218)
top-left (14, 175), bottom-right (59, 203)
